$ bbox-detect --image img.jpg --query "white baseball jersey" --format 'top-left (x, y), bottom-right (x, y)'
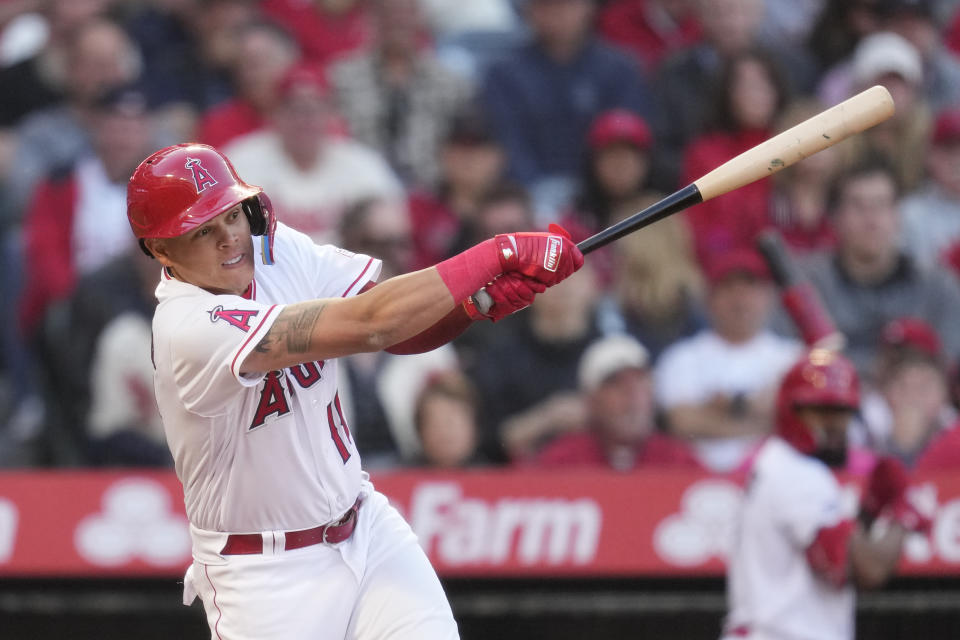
top-left (724, 436), bottom-right (854, 640)
top-left (152, 222), bottom-right (381, 533)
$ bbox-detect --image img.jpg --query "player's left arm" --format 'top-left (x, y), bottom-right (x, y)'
top-left (382, 273), bottom-right (546, 355)
top-left (807, 456), bottom-right (929, 589)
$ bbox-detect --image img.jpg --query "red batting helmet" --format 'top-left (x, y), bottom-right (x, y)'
top-left (127, 143), bottom-right (276, 264)
top-left (776, 349), bottom-right (860, 454)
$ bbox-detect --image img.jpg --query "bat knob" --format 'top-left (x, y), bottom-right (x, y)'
top-left (472, 288), bottom-right (494, 315)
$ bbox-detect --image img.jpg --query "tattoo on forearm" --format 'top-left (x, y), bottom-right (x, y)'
top-left (254, 303), bottom-right (325, 355)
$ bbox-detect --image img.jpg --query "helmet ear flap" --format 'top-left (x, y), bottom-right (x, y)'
top-left (242, 193), bottom-right (277, 265)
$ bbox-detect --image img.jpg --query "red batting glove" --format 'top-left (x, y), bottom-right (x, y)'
top-left (495, 223), bottom-right (584, 287)
top-left (861, 456), bottom-right (909, 520)
top-left (463, 274), bottom-right (546, 322)
top-left (436, 224), bottom-right (583, 304)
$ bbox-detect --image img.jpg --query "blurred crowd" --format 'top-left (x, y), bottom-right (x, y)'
top-left (1, 0), bottom-right (960, 477)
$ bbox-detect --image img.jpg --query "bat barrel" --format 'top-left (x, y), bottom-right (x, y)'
top-left (577, 184), bottom-right (703, 255)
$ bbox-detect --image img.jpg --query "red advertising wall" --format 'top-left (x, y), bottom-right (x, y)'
top-left (1, 469), bottom-right (958, 578)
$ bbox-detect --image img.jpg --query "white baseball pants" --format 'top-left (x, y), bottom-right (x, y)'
top-left (184, 488), bottom-right (459, 640)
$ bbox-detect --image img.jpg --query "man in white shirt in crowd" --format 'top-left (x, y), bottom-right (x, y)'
top-left (654, 249), bottom-right (802, 472)
top-left (224, 64), bottom-right (404, 244)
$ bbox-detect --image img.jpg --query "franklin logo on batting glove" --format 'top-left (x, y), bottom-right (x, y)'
top-left (544, 236), bottom-right (562, 272)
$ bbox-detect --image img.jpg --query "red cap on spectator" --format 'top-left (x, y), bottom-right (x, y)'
top-left (881, 317), bottom-right (943, 359)
top-left (588, 110), bottom-right (653, 151)
top-left (276, 64), bottom-right (328, 100)
top-left (705, 249), bottom-right (770, 285)
top-left (932, 108), bottom-right (960, 146)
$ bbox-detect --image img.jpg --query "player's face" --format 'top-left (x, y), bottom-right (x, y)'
top-left (149, 204), bottom-right (255, 296)
top-left (797, 406), bottom-right (855, 468)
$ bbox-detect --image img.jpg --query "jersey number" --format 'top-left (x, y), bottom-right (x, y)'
top-left (326, 392), bottom-right (353, 464)
top-left (250, 373), bottom-right (353, 464)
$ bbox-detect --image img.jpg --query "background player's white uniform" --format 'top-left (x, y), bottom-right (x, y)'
top-left (152, 223), bottom-right (459, 639)
top-left (723, 436), bottom-right (854, 640)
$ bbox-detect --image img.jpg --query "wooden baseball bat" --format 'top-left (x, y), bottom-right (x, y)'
top-left (578, 84), bottom-right (894, 254)
top-left (474, 85), bottom-right (894, 313)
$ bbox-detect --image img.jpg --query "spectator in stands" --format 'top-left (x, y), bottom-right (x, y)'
top-left (601, 200), bottom-right (707, 362)
top-left (86, 310), bottom-right (171, 467)
top-left (39, 244), bottom-right (160, 467)
top-left (824, 31), bottom-right (932, 192)
top-left (0, 0), bottom-right (111, 128)
top-left (571, 109), bottom-right (657, 238)
top-left (19, 85), bottom-right (152, 338)
top-left (468, 263), bottom-right (602, 463)
top-left (654, 249), bottom-right (802, 473)
top-left (596, 0), bottom-right (702, 74)
top-left (445, 181), bottom-right (537, 260)
top-left (560, 109), bottom-right (659, 286)
top-left (481, 0), bottom-right (653, 219)
top-left (261, 0), bottom-right (372, 76)
top-left (794, 157), bottom-right (960, 374)
top-left (334, 198), bottom-right (461, 468)
top-left (682, 49), bottom-right (790, 265)
top-left (407, 104), bottom-right (506, 269)
top-left (224, 65), bottom-right (403, 244)
top-left (767, 99), bottom-right (842, 253)
top-left (758, 0), bottom-right (825, 48)
top-left (413, 370), bottom-right (485, 468)
top-left (328, 0), bottom-right (473, 188)
top-left (857, 318), bottom-right (956, 467)
top-left (420, 0), bottom-right (523, 82)
top-left (533, 333), bottom-right (701, 470)
top-left (653, 0), bottom-right (816, 191)
top-left (807, 0), bottom-right (883, 72)
top-left (878, 0), bottom-right (960, 110)
top-left (195, 20), bottom-right (299, 149)
top-left (3, 16), bottom-right (142, 221)
top-left (902, 107), bottom-right (960, 270)
top-left (124, 0), bottom-right (259, 140)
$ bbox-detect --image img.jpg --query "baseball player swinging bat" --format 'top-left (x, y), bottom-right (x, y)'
top-left (475, 85), bottom-right (895, 313)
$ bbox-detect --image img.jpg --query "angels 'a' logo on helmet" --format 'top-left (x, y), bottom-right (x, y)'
top-left (185, 157), bottom-right (218, 193)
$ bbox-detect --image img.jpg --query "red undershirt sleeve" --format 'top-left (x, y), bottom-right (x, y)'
top-left (356, 281), bottom-right (477, 355)
top-left (805, 519), bottom-right (855, 587)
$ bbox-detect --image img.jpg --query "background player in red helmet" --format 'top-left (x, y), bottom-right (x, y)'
top-left (126, 142), bottom-right (582, 639)
top-left (722, 349), bottom-right (931, 640)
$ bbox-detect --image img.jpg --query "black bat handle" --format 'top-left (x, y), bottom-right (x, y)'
top-left (576, 183), bottom-right (703, 254)
top-left (472, 183), bottom-right (703, 314)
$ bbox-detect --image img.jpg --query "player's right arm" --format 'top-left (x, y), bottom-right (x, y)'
top-left (241, 232), bottom-right (583, 373)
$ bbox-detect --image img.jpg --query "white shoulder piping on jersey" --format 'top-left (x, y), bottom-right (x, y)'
top-left (341, 257), bottom-right (375, 297)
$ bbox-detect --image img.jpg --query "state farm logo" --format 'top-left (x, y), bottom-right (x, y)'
top-left (543, 237), bottom-right (562, 272)
top-left (653, 479), bottom-right (742, 566)
top-left (74, 478), bottom-right (190, 566)
top-left (895, 482), bottom-right (960, 564)
top-left (407, 482), bottom-right (601, 566)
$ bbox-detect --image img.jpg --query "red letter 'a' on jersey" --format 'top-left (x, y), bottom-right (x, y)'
top-left (250, 371), bottom-right (291, 430)
top-left (209, 306), bottom-right (259, 332)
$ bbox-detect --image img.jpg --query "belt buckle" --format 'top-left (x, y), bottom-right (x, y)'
top-left (321, 523), bottom-right (333, 545)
